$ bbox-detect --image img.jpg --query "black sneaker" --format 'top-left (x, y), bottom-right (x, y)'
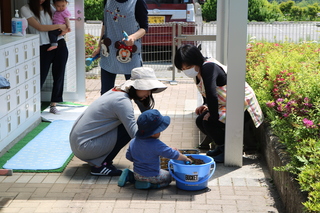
top-left (206, 145), bottom-right (224, 157)
top-left (197, 144), bottom-right (211, 150)
top-left (91, 164), bottom-right (122, 176)
top-left (212, 152), bottom-right (224, 163)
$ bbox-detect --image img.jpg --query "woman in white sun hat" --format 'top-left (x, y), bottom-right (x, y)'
top-left (69, 67), bottom-right (167, 176)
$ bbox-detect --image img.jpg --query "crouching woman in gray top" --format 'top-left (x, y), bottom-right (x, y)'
top-left (69, 67), bottom-right (167, 176)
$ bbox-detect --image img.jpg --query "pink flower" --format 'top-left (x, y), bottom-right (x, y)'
top-left (276, 98), bottom-right (284, 103)
top-left (283, 113), bottom-right (289, 117)
top-left (303, 118), bottom-right (314, 128)
top-left (266, 101), bottom-right (275, 108)
top-left (277, 106), bottom-right (283, 112)
top-left (303, 103), bottom-right (313, 107)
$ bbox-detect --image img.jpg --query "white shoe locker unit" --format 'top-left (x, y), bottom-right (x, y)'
top-left (0, 35), bottom-right (41, 152)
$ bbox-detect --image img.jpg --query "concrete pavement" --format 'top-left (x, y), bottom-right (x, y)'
top-left (0, 75), bottom-right (284, 213)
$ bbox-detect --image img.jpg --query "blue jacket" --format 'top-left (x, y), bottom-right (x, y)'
top-left (126, 137), bottom-right (180, 177)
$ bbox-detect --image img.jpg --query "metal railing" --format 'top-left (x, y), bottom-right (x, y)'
top-left (85, 21), bottom-right (320, 43)
top-left (85, 21), bottom-right (320, 80)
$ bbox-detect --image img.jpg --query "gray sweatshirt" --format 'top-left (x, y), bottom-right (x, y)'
top-left (69, 90), bottom-right (138, 166)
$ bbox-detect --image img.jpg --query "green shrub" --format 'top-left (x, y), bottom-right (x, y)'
top-left (306, 4), bottom-right (319, 21)
top-left (248, 0), bottom-right (270, 21)
top-left (201, 0), bottom-right (319, 22)
top-left (279, 0), bottom-right (295, 16)
top-left (246, 40), bottom-right (320, 213)
top-left (265, 1), bottom-right (284, 22)
top-left (84, 0), bottom-right (104, 21)
top-left (201, 0), bottom-right (217, 22)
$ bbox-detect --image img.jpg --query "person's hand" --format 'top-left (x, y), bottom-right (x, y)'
top-left (195, 105), bottom-right (208, 115)
top-left (91, 47), bottom-right (100, 58)
top-left (122, 35), bottom-right (135, 46)
top-left (185, 157), bottom-right (193, 164)
top-left (58, 24), bottom-right (69, 36)
top-left (203, 112), bottom-right (210, 121)
top-left (59, 24), bottom-right (67, 31)
top-left (59, 30), bottom-right (68, 36)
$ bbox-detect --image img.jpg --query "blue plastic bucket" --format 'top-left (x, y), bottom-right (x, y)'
top-left (168, 154), bottom-right (216, 191)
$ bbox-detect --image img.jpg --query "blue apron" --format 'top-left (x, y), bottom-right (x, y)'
top-left (100, 0), bottom-right (142, 75)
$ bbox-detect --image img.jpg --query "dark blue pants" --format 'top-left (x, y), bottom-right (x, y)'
top-left (48, 29), bottom-right (60, 46)
top-left (103, 124), bottom-right (131, 164)
top-left (196, 110), bottom-right (251, 146)
top-left (40, 39), bottom-right (69, 102)
top-left (100, 68), bottom-right (131, 95)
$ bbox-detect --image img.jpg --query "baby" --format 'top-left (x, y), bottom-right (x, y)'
top-left (47, 0), bottom-right (71, 51)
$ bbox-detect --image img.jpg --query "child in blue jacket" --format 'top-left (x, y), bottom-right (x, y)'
top-left (118, 109), bottom-right (192, 189)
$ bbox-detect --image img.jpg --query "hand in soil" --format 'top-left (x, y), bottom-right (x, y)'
top-left (187, 156), bottom-right (205, 165)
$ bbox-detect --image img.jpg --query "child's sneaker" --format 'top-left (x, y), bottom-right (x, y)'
top-left (91, 164), bottom-right (122, 176)
top-left (135, 181), bottom-right (151, 189)
top-left (118, 168), bottom-right (135, 187)
top-left (134, 181), bottom-right (160, 189)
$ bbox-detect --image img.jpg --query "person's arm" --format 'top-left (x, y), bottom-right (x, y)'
top-left (58, 17), bottom-right (71, 36)
top-left (116, 95), bottom-right (138, 138)
top-left (126, 142), bottom-right (134, 162)
top-left (92, 24), bottom-right (105, 57)
top-left (201, 63), bottom-right (221, 122)
top-left (64, 8), bottom-right (72, 32)
top-left (65, 18), bottom-right (71, 31)
top-left (176, 153), bottom-right (192, 163)
top-left (121, 0), bottom-right (148, 46)
top-left (135, 0), bottom-right (148, 32)
top-left (123, 28), bottom-right (146, 47)
top-left (26, 16), bottom-right (67, 32)
top-left (160, 144), bottom-right (192, 163)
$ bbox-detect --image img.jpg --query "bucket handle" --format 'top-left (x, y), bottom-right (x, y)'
top-left (168, 160), bottom-right (216, 185)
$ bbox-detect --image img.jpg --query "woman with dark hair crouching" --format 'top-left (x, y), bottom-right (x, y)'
top-left (174, 44), bottom-right (264, 163)
top-left (69, 67), bottom-right (167, 175)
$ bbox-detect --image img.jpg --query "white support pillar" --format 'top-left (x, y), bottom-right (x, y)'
top-left (73, 0), bottom-right (86, 102)
top-left (216, 0), bottom-right (228, 64)
top-left (224, 0), bottom-right (248, 166)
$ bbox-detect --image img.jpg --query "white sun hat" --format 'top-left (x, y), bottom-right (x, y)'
top-left (118, 67), bottom-right (167, 93)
